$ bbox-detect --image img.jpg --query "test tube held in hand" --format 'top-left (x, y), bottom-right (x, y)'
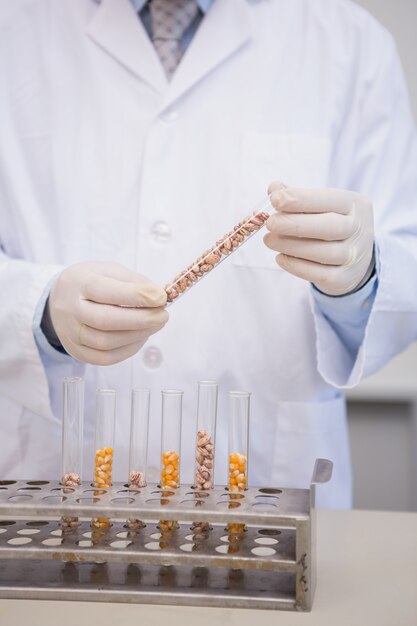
top-left (127, 388), bottom-right (150, 530)
top-left (228, 390), bottom-right (250, 542)
top-left (92, 388), bottom-right (116, 530)
top-left (165, 198), bottom-right (272, 304)
top-left (61, 377), bottom-right (84, 531)
top-left (192, 380), bottom-right (218, 536)
top-left (160, 390), bottom-right (183, 538)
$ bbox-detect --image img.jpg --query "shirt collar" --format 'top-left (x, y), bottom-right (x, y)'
top-left (131, 0), bottom-right (213, 13)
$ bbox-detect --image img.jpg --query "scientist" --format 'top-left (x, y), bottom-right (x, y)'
top-left (1, 0), bottom-right (417, 507)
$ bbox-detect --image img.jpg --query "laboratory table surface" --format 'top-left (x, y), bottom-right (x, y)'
top-left (0, 509), bottom-right (416, 626)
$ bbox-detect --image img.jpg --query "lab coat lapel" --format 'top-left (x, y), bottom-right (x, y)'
top-left (160, 0), bottom-right (252, 111)
top-left (86, 0), bottom-right (167, 95)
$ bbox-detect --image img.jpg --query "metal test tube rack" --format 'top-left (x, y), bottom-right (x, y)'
top-left (0, 458), bottom-right (332, 611)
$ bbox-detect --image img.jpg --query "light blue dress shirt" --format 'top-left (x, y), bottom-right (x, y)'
top-left (33, 0), bottom-right (378, 367)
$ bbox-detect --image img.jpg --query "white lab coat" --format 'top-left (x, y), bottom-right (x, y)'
top-left (1, 0), bottom-right (417, 508)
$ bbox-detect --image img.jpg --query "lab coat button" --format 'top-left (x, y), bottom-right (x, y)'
top-left (150, 221), bottom-right (171, 243)
top-left (143, 346), bottom-right (163, 369)
top-left (160, 109), bottom-right (178, 123)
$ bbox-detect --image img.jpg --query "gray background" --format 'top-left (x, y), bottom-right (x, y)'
top-left (348, 0), bottom-right (417, 511)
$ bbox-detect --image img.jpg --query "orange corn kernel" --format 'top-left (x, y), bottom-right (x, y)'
top-left (228, 452), bottom-right (247, 492)
top-left (94, 447), bottom-right (113, 488)
top-left (161, 450), bottom-right (180, 488)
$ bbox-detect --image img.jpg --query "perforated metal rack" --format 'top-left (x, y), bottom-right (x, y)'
top-left (0, 458), bottom-right (332, 611)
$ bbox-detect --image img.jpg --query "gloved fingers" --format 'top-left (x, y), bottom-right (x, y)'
top-left (265, 211), bottom-right (358, 241)
top-left (264, 233), bottom-right (352, 266)
top-left (61, 336), bottom-right (147, 366)
top-left (78, 326), bottom-right (158, 351)
top-left (81, 272), bottom-right (167, 308)
top-left (78, 300), bottom-right (169, 332)
top-left (276, 254), bottom-right (347, 293)
top-left (270, 187), bottom-right (358, 215)
top-left (267, 180), bottom-right (288, 195)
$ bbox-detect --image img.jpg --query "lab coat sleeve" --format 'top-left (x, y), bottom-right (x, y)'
top-left (311, 269), bottom-right (378, 360)
top-left (0, 251), bottom-right (79, 418)
top-left (313, 32), bottom-right (417, 388)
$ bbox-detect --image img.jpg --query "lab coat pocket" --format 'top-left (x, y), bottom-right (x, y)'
top-left (272, 396), bottom-right (352, 508)
top-left (232, 132), bottom-right (331, 270)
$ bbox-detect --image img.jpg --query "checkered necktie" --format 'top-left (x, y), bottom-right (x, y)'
top-left (149, 0), bottom-right (199, 79)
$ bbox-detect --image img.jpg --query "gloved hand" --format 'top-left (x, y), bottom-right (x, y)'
top-left (264, 182), bottom-right (375, 296)
top-left (48, 262), bottom-right (168, 365)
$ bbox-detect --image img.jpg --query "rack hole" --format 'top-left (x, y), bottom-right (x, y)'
top-left (254, 537), bottom-right (279, 545)
top-left (145, 498), bottom-right (170, 505)
top-left (8, 537), bottom-right (32, 545)
top-left (221, 534), bottom-right (244, 543)
top-left (17, 528), bottom-right (40, 535)
top-left (251, 502), bottom-right (277, 510)
top-left (110, 497), bottom-right (135, 505)
top-left (219, 492), bottom-right (244, 499)
top-left (184, 491), bottom-right (209, 499)
top-left (179, 543), bottom-right (193, 552)
top-left (76, 497), bottom-right (99, 504)
top-left (151, 490), bottom-right (175, 497)
top-left (0, 529), bottom-right (7, 534)
top-left (8, 495), bottom-right (32, 502)
top-left (83, 489), bottom-right (106, 495)
top-left (117, 489), bottom-right (140, 495)
top-left (50, 529), bottom-right (63, 537)
top-left (42, 538), bottom-right (63, 547)
top-left (0, 481), bottom-right (16, 486)
top-left (258, 488), bottom-right (282, 495)
top-left (42, 496), bottom-right (67, 503)
top-left (215, 544), bottom-right (233, 554)
top-left (52, 487), bottom-right (75, 494)
top-left (150, 532), bottom-right (162, 540)
top-left (144, 542), bottom-right (161, 551)
top-left (258, 528), bottom-right (281, 536)
top-left (0, 521), bottom-right (16, 526)
top-left (110, 540), bottom-right (132, 549)
top-left (216, 501), bottom-right (241, 509)
top-left (179, 500), bottom-right (205, 509)
top-left (251, 546), bottom-right (276, 556)
top-left (26, 521), bottom-right (49, 527)
top-left (18, 487), bottom-right (41, 491)
top-left (26, 481), bottom-right (49, 486)
top-left (255, 494), bottom-right (279, 501)
top-left (77, 540), bottom-right (92, 547)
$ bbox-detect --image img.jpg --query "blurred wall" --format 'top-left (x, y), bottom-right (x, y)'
top-left (347, 0), bottom-right (417, 512)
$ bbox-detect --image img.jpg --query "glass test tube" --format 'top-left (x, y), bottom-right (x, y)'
top-left (165, 197), bottom-right (273, 305)
top-left (92, 388), bottom-right (116, 530)
top-left (192, 381), bottom-right (218, 536)
top-left (128, 388), bottom-right (150, 488)
top-left (60, 377), bottom-right (84, 531)
top-left (127, 388), bottom-right (150, 531)
top-left (160, 390), bottom-right (183, 535)
top-left (228, 391), bottom-right (250, 538)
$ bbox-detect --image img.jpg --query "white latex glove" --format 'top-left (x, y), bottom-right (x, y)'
top-left (48, 262), bottom-right (168, 365)
top-left (264, 182), bottom-right (375, 296)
